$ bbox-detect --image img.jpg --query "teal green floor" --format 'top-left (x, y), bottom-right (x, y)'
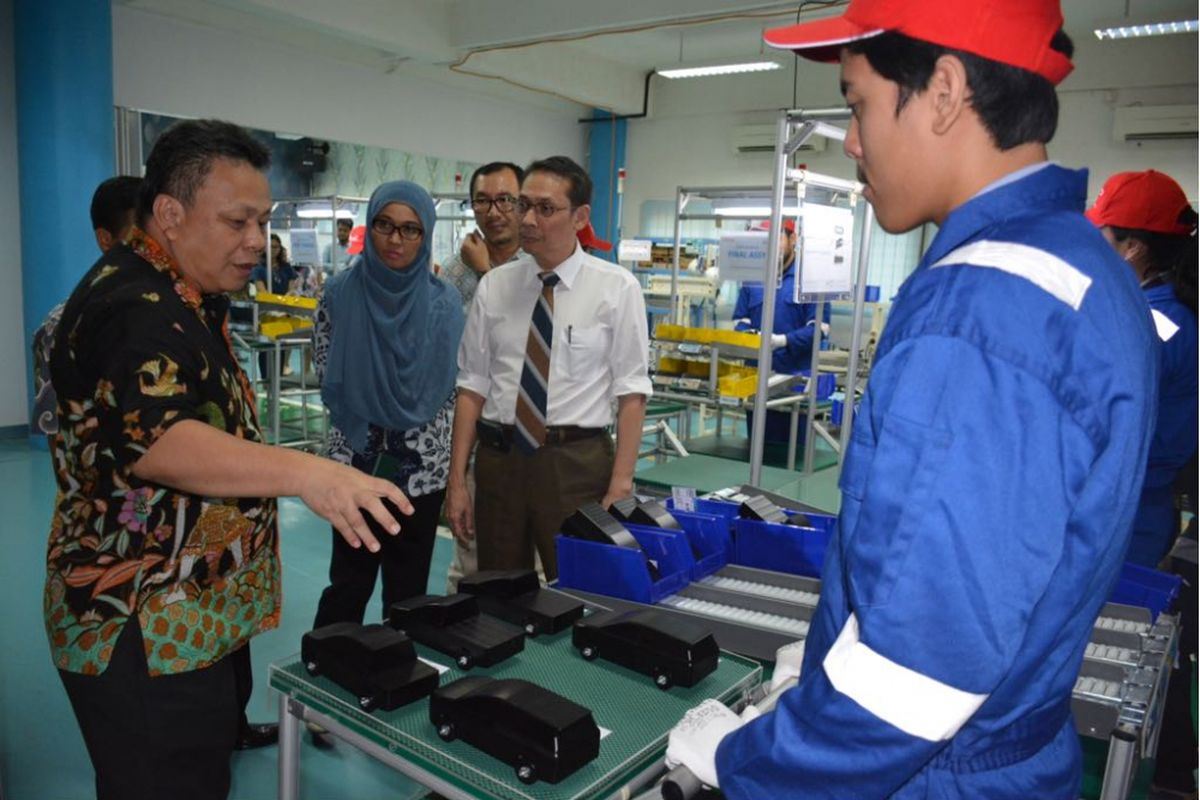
top-left (0, 437), bottom-right (442, 800)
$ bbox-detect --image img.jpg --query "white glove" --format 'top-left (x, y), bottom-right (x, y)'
top-left (664, 699), bottom-right (745, 789)
top-left (770, 333), bottom-right (787, 349)
top-left (820, 322), bottom-right (830, 336)
top-left (770, 639), bottom-right (807, 691)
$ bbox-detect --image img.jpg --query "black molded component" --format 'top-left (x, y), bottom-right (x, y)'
top-left (388, 594), bottom-right (524, 669)
top-left (457, 569), bottom-right (585, 636)
top-left (572, 608), bottom-right (719, 690)
top-left (561, 502), bottom-right (662, 581)
top-left (429, 676), bottom-right (600, 785)
top-left (609, 498), bottom-right (683, 531)
top-left (739, 495), bottom-right (811, 527)
top-left (300, 622), bottom-right (439, 712)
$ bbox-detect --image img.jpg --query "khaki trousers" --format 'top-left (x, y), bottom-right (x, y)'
top-left (474, 434), bottom-right (613, 581)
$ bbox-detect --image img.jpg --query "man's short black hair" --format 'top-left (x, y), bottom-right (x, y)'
top-left (846, 30), bottom-right (1075, 150)
top-left (138, 119), bottom-right (270, 223)
top-left (524, 156), bottom-right (592, 208)
top-left (470, 162), bottom-right (525, 196)
top-left (336, 218), bottom-right (353, 229)
top-left (90, 175), bottom-right (142, 236)
top-left (1111, 206), bottom-right (1200, 313)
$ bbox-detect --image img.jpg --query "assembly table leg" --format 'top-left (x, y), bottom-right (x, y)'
top-left (278, 694), bottom-right (301, 800)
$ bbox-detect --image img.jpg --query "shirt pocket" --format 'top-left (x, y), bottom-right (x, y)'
top-left (839, 410), bottom-right (953, 609)
top-left (561, 324), bottom-right (610, 379)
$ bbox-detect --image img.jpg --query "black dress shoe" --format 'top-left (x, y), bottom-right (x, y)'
top-left (234, 722), bottom-right (279, 750)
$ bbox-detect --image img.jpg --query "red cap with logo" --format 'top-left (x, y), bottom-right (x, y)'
top-left (763, 0), bottom-right (1073, 85)
top-left (577, 222), bottom-right (613, 252)
top-left (346, 224), bottom-right (367, 256)
top-left (753, 219), bottom-right (797, 234)
top-left (1086, 170), bottom-right (1196, 236)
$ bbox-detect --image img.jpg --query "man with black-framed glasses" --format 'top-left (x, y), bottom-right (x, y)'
top-left (440, 161), bottom-right (525, 311)
top-left (448, 155), bottom-right (651, 582)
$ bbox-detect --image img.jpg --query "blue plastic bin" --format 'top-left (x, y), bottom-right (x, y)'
top-left (555, 526), bottom-right (692, 604)
top-left (732, 518), bottom-right (831, 578)
top-left (664, 510), bottom-right (733, 579)
top-left (1109, 561), bottom-right (1182, 618)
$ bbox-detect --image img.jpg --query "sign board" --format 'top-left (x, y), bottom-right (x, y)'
top-left (797, 204), bottom-right (854, 300)
top-left (617, 239), bottom-right (652, 262)
top-left (718, 232), bottom-right (771, 284)
top-left (288, 229), bottom-right (320, 266)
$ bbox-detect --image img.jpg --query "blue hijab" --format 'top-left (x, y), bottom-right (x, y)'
top-left (320, 181), bottom-right (464, 451)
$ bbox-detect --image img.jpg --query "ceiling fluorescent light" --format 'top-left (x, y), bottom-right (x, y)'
top-left (1094, 19), bottom-right (1197, 40)
top-left (657, 61), bottom-right (781, 79)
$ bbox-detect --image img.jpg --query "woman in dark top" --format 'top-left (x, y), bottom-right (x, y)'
top-left (313, 180), bottom-right (464, 626)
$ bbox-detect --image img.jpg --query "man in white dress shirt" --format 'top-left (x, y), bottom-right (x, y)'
top-left (447, 156), bottom-right (651, 580)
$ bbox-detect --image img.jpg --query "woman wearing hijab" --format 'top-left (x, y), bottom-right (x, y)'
top-left (312, 181), bottom-right (464, 627)
top-left (1087, 169), bottom-right (1198, 568)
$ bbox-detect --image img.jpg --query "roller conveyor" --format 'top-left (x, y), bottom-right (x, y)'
top-left (660, 595), bottom-right (811, 637)
top-left (698, 575), bottom-right (821, 607)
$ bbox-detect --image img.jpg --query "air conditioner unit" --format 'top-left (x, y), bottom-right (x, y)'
top-left (1112, 105), bottom-right (1198, 143)
top-left (732, 124), bottom-right (827, 155)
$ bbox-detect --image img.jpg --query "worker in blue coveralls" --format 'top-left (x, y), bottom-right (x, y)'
top-left (732, 218), bottom-right (831, 374)
top-left (1087, 170), bottom-right (1198, 569)
top-left (664, 1), bottom-right (1159, 798)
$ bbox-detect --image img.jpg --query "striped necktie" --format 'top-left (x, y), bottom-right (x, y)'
top-left (514, 271), bottom-right (561, 454)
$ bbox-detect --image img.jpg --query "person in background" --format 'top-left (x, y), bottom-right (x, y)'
top-left (47, 118), bottom-right (411, 800)
top-left (441, 161), bottom-right (525, 311)
top-left (732, 218), bottom-right (831, 374)
top-left (251, 233), bottom-right (301, 378)
top-left (322, 217), bottom-right (353, 272)
top-left (664, 1), bottom-right (1159, 797)
top-left (440, 162), bottom-right (526, 591)
top-left (732, 218), bottom-right (832, 446)
top-left (312, 180), bottom-right (463, 628)
top-left (447, 156), bottom-right (651, 581)
top-left (31, 175), bottom-right (141, 439)
top-left (1087, 170), bottom-right (1198, 567)
top-left (1088, 170), bottom-right (1198, 799)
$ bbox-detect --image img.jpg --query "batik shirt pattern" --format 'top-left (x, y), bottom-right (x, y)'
top-left (44, 228), bottom-right (281, 676)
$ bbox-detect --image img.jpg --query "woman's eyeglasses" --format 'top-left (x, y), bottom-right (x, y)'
top-left (370, 218), bottom-right (423, 241)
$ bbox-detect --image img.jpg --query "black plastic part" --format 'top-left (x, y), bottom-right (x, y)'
top-left (572, 608), bottom-right (719, 689)
top-left (738, 495), bottom-right (790, 525)
top-left (429, 676), bottom-right (601, 785)
top-left (388, 594), bottom-right (525, 668)
top-left (561, 502), bottom-right (662, 581)
top-left (458, 570), bottom-right (585, 636)
top-left (300, 622), bottom-right (439, 712)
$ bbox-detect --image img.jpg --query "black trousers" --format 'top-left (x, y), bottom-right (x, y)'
top-left (313, 488), bottom-right (445, 626)
top-left (59, 619), bottom-right (238, 800)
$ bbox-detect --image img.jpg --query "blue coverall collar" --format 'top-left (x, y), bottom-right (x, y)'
top-left (921, 164), bottom-right (1090, 268)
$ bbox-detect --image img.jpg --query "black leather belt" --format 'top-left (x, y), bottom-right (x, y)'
top-left (476, 419), bottom-right (606, 451)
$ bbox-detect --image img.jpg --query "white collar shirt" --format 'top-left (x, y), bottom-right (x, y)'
top-left (457, 242), bottom-right (652, 427)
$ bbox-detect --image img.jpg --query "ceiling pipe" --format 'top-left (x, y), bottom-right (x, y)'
top-left (577, 70), bottom-right (654, 123)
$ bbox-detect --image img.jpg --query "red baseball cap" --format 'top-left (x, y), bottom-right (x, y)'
top-left (763, 0), bottom-right (1073, 85)
top-left (346, 224), bottom-right (366, 255)
top-left (753, 219), bottom-right (797, 234)
top-left (1086, 170), bottom-right (1196, 236)
top-left (577, 222), bottom-right (613, 252)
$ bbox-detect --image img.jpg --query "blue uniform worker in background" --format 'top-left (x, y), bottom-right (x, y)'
top-left (666, 1), bottom-right (1159, 798)
top-left (733, 218), bottom-right (831, 374)
top-left (1087, 170), bottom-right (1199, 568)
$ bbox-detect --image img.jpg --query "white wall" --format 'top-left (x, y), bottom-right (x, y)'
top-left (112, 5), bottom-right (585, 169)
top-left (0, 0), bottom-right (28, 429)
top-left (624, 33), bottom-right (1199, 236)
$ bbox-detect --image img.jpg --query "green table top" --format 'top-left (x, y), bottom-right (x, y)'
top-left (270, 627), bottom-right (761, 800)
top-left (635, 454), bottom-right (842, 513)
top-left (681, 434), bottom-right (839, 473)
